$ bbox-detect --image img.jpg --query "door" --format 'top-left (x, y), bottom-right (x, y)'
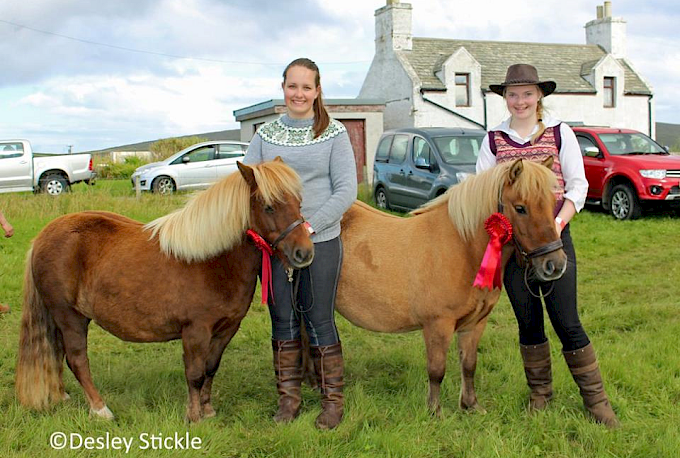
top-left (404, 136), bottom-right (438, 208)
top-left (577, 134), bottom-right (606, 199)
top-left (0, 142), bottom-right (32, 191)
top-left (384, 134), bottom-right (410, 208)
top-left (213, 143), bottom-right (246, 181)
top-left (175, 145), bottom-right (217, 189)
top-left (338, 119), bottom-right (366, 184)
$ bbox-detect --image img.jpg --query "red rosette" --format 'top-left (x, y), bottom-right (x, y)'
top-left (474, 213), bottom-right (514, 291)
top-left (483, 213), bottom-right (513, 245)
top-left (247, 229), bottom-right (273, 305)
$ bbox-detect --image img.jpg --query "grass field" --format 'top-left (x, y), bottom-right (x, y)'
top-left (1, 181), bottom-right (679, 457)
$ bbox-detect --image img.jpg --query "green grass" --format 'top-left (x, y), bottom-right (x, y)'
top-left (1, 181), bottom-right (679, 457)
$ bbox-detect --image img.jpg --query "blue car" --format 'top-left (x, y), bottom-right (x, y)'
top-left (372, 127), bottom-right (486, 211)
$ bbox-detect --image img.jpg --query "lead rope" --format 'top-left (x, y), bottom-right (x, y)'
top-left (523, 266), bottom-right (555, 299)
top-left (286, 267), bottom-right (315, 314)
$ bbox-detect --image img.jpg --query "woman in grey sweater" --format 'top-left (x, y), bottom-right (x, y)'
top-left (243, 58), bottom-right (357, 430)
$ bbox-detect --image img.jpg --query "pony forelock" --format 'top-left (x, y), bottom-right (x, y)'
top-left (144, 161), bottom-right (302, 262)
top-left (412, 161), bottom-right (556, 241)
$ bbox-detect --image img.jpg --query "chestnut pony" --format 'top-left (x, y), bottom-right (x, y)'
top-left (308, 158), bottom-right (566, 415)
top-left (16, 159), bottom-right (314, 422)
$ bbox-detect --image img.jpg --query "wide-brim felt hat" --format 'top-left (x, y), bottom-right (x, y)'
top-left (489, 64), bottom-right (556, 97)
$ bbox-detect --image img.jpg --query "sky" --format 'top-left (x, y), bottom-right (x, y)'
top-left (0, 0), bottom-right (679, 153)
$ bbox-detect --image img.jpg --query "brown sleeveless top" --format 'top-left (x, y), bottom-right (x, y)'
top-left (488, 125), bottom-right (565, 213)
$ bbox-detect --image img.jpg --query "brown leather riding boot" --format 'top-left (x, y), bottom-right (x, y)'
top-left (563, 343), bottom-right (620, 428)
top-left (520, 340), bottom-right (553, 411)
top-left (272, 339), bottom-right (303, 423)
top-left (310, 342), bottom-right (344, 430)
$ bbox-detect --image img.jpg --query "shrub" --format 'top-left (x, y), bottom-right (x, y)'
top-left (96, 156), bottom-right (147, 180)
top-left (150, 136), bottom-right (207, 161)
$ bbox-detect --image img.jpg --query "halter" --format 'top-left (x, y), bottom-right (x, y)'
top-left (497, 184), bottom-right (563, 298)
top-left (247, 217), bottom-right (306, 305)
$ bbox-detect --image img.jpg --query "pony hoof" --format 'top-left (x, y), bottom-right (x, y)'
top-left (463, 403), bottom-right (487, 415)
top-left (203, 405), bottom-right (216, 419)
top-left (62, 392), bottom-right (71, 401)
top-left (90, 405), bottom-right (115, 420)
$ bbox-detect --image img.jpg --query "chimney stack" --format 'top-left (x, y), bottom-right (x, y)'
top-left (585, 2), bottom-right (626, 58)
top-left (374, 1), bottom-right (412, 53)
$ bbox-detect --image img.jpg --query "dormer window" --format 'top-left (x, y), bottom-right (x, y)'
top-left (455, 73), bottom-right (470, 107)
top-left (603, 77), bottom-right (616, 108)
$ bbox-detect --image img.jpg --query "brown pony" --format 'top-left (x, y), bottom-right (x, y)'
top-left (16, 160), bottom-right (314, 422)
top-left (326, 158), bottom-right (567, 414)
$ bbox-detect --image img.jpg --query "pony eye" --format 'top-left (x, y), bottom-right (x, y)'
top-left (514, 205), bottom-right (527, 215)
top-left (264, 205), bottom-right (275, 214)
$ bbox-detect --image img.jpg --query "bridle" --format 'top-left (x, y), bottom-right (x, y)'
top-left (497, 185), bottom-right (563, 297)
top-left (270, 217), bottom-right (306, 250)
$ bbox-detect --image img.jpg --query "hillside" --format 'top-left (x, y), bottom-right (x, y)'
top-left (85, 129), bottom-right (242, 154)
top-left (656, 122), bottom-right (680, 150)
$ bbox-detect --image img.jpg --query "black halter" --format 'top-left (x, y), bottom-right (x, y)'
top-left (270, 217), bottom-right (306, 250)
top-left (497, 187), bottom-right (563, 264)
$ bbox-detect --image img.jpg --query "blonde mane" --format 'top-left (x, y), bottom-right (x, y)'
top-left (144, 161), bottom-right (302, 262)
top-left (412, 161), bottom-right (556, 241)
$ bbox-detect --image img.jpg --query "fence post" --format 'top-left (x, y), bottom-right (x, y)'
top-left (135, 176), bottom-right (141, 199)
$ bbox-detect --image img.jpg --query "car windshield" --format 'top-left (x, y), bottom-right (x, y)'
top-left (599, 133), bottom-right (667, 155)
top-left (433, 136), bottom-right (483, 164)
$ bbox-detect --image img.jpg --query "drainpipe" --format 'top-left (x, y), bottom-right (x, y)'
top-left (482, 90), bottom-right (488, 130)
top-left (648, 94), bottom-right (653, 138)
top-left (419, 89), bottom-right (485, 129)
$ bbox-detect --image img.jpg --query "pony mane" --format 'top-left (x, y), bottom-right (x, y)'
top-left (412, 161), bottom-right (556, 241)
top-left (144, 161), bottom-right (302, 262)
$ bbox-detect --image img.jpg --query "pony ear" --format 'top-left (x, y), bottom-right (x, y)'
top-left (508, 159), bottom-right (524, 185)
top-left (541, 156), bottom-right (554, 169)
top-left (236, 162), bottom-right (258, 191)
top-left (273, 156), bottom-right (284, 163)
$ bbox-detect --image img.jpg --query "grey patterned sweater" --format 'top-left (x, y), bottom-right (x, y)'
top-left (243, 114), bottom-right (357, 243)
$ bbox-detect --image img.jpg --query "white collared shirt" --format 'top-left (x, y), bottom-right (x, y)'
top-left (476, 116), bottom-right (589, 212)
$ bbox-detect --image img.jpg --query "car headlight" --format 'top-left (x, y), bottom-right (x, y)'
top-left (456, 172), bottom-right (472, 182)
top-left (640, 169), bottom-right (666, 179)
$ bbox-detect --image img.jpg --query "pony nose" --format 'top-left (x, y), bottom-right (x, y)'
top-left (544, 259), bottom-right (556, 277)
top-left (293, 247), bottom-right (314, 266)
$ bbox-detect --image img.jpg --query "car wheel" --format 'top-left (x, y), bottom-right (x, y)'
top-left (40, 174), bottom-right (69, 196)
top-left (152, 176), bottom-right (176, 195)
top-left (609, 184), bottom-right (641, 220)
top-left (375, 187), bottom-right (390, 210)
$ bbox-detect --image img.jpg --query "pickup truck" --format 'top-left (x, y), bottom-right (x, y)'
top-left (573, 127), bottom-right (680, 219)
top-left (0, 140), bottom-right (96, 195)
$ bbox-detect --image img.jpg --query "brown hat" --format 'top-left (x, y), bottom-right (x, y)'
top-left (489, 64), bottom-right (556, 97)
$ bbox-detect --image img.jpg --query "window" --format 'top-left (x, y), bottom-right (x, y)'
top-left (172, 146), bottom-right (214, 164)
top-left (218, 144), bottom-right (246, 159)
top-left (389, 135), bottom-right (409, 163)
top-left (413, 137), bottom-right (436, 169)
top-left (455, 73), bottom-right (470, 107)
top-left (375, 136), bottom-right (393, 162)
top-left (433, 136), bottom-right (482, 164)
top-left (0, 142), bottom-right (24, 159)
top-left (576, 135), bottom-right (599, 157)
top-left (603, 77), bottom-right (615, 108)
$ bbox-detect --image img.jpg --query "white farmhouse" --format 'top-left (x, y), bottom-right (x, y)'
top-left (360, 0), bottom-right (655, 137)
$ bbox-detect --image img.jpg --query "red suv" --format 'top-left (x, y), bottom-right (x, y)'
top-left (573, 126), bottom-right (680, 219)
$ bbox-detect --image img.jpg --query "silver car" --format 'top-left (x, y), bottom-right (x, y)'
top-left (131, 140), bottom-right (248, 194)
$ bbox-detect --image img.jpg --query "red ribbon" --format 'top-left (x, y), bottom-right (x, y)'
top-left (246, 229), bottom-right (273, 305)
top-left (473, 213), bottom-right (513, 291)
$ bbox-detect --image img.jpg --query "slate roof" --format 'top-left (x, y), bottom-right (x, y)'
top-left (404, 38), bottom-right (651, 95)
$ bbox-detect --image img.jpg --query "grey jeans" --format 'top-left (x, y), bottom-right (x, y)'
top-left (268, 237), bottom-right (342, 346)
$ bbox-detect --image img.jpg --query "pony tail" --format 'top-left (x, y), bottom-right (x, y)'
top-left (312, 93), bottom-right (330, 139)
top-left (530, 99), bottom-right (546, 145)
top-left (16, 247), bottom-right (66, 409)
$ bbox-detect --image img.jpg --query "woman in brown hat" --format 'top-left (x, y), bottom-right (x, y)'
top-left (476, 63), bottom-right (619, 428)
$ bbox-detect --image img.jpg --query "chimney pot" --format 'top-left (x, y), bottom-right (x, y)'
top-left (604, 1), bottom-right (612, 17)
top-left (596, 5), bottom-right (603, 19)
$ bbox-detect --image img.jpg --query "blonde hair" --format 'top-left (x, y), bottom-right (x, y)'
top-left (412, 160), bottom-right (556, 241)
top-left (144, 161), bottom-right (302, 262)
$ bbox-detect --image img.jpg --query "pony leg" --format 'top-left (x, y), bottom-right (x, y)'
top-left (53, 311), bottom-right (113, 420)
top-left (456, 317), bottom-right (489, 413)
top-left (422, 318), bottom-right (457, 416)
top-left (181, 326), bottom-right (211, 423)
top-left (200, 323), bottom-right (241, 418)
